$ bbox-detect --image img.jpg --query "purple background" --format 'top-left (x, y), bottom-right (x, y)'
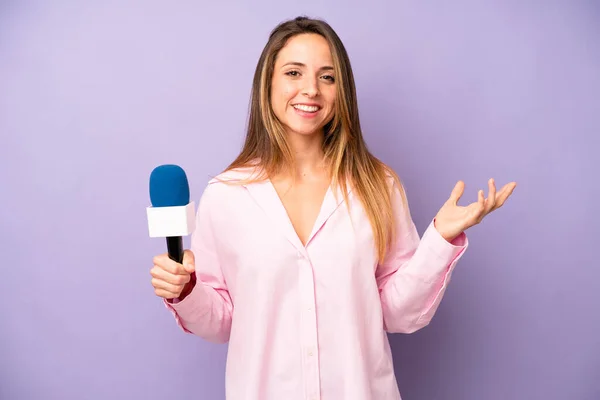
top-left (1, 1), bottom-right (598, 399)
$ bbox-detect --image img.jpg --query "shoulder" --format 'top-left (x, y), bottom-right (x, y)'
top-left (198, 164), bottom-right (264, 204)
top-left (380, 163), bottom-right (404, 192)
top-left (344, 161), bottom-right (405, 200)
top-left (207, 165), bottom-right (262, 186)
top-left (376, 163), bottom-right (409, 212)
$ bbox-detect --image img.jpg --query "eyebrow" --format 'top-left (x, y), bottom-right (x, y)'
top-left (281, 62), bottom-right (334, 71)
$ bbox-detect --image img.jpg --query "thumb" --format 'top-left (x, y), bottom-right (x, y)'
top-left (448, 180), bottom-right (465, 205)
top-left (182, 250), bottom-right (195, 274)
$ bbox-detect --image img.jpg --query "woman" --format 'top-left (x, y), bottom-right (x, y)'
top-left (150, 16), bottom-right (516, 400)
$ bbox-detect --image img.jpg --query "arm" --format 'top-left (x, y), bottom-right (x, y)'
top-left (163, 184), bottom-right (233, 344)
top-left (376, 180), bottom-right (468, 334)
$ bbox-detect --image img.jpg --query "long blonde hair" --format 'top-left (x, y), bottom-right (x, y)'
top-left (224, 16), bottom-right (407, 262)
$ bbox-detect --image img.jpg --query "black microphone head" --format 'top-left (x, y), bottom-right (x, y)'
top-left (149, 164), bottom-right (190, 207)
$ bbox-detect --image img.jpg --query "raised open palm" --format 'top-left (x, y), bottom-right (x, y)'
top-left (434, 178), bottom-right (517, 242)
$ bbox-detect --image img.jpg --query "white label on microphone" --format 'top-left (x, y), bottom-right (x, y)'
top-left (146, 202), bottom-right (196, 237)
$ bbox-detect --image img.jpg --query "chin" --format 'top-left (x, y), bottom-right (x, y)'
top-left (286, 124), bottom-right (325, 137)
top-left (285, 118), bottom-right (332, 137)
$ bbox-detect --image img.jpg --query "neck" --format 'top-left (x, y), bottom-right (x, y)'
top-left (282, 130), bottom-right (328, 181)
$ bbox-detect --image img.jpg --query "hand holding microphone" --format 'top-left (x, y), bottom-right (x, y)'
top-left (151, 250), bottom-right (196, 300)
top-left (146, 164), bottom-right (197, 301)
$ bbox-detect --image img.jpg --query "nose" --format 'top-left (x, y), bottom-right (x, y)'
top-left (302, 77), bottom-right (319, 98)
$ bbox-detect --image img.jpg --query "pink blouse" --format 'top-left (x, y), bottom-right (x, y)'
top-left (164, 168), bottom-right (468, 400)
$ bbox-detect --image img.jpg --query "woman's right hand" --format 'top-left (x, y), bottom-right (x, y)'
top-left (150, 250), bottom-right (196, 301)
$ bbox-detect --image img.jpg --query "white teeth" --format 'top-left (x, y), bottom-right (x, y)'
top-left (293, 104), bottom-right (319, 112)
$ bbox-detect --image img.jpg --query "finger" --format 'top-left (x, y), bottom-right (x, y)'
top-left (153, 254), bottom-right (188, 276)
top-left (494, 182), bottom-right (517, 209)
top-left (151, 277), bottom-right (185, 296)
top-left (150, 265), bottom-right (191, 286)
top-left (475, 189), bottom-right (486, 221)
top-left (449, 181), bottom-right (465, 205)
top-left (485, 178), bottom-right (497, 214)
top-left (182, 250), bottom-right (196, 274)
top-left (154, 287), bottom-right (181, 299)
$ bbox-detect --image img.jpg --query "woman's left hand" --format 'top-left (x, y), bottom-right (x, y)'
top-left (434, 178), bottom-right (517, 242)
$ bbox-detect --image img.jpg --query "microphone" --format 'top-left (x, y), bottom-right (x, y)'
top-left (146, 164), bottom-right (196, 264)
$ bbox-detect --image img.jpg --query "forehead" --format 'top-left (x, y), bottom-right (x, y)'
top-left (275, 33), bottom-right (333, 66)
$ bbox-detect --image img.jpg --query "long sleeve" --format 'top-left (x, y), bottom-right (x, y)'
top-left (376, 180), bottom-right (468, 334)
top-left (163, 184), bottom-right (233, 344)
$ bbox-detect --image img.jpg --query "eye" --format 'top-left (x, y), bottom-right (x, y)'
top-left (285, 70), bottom-right (300, 77)
top-left (322, 75), bottom-right (335, 83)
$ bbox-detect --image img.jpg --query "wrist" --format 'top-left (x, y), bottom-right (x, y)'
top-left (178, 272), bottom-right (197, 301)
top-left (433, 218), bottom-right (460, 243)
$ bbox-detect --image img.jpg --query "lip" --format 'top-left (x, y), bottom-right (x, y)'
top-left (292, 102), bottom-right (321, 108)
top-left (292, 103), bottom-right (321, 118)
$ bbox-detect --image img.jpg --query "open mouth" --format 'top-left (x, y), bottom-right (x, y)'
top-left (293, 104), bottom-right (321, 113)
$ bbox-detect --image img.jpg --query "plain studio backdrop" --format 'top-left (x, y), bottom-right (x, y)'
top-left (1, 1), bottom-right (598, 399)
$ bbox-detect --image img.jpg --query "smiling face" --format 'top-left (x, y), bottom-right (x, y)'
top-left (270, 33), bottom-right (336, 138)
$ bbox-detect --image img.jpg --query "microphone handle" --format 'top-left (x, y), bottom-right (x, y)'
top-left (166, 236), bottom-right (184, 264)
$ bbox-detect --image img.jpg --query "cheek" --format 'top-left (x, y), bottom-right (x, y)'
top-left (282, 88), bottom-right (293, 102)
top-left (327, 89), bottom-right (337, 104)
top-left (281, 82), bottom-right (297, 101)
top-left (272, 84), bottom-right (294, 111)
top-left (324, 92), bottom-right (336, 113)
